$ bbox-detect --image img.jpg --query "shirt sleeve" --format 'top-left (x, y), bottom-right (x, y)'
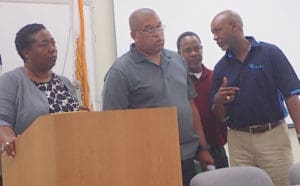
top-left (0, 73), bottom-right (17, 127)
top-left (271, 45), bottom-right (300, 98)
top-left (210, 64), bottom-right (223, 107)
top-left (102, 68), bottom-right (131, 110)
top-left (178, 55), bottom-right (197, 100)
top-left (187, 74), bottom-right (197, 100)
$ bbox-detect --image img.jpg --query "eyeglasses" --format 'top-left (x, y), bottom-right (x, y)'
top-left (135, 25), bottom-right (166, 35)
top-left (182, 45), bottom-right (203, 54)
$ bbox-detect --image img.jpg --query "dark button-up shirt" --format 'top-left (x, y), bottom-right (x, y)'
top-left (191, 65), bottom-right (227, 146)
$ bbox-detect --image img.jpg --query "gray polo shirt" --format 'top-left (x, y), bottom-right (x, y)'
top-left (102, 44), bottom-right (199, 160)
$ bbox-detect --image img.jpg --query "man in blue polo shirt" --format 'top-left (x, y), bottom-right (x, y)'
top-left (210, 10), bottom-right (300, 186)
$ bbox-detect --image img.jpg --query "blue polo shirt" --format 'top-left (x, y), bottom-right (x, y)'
top-left (211, 37), bottom-right (300, 128)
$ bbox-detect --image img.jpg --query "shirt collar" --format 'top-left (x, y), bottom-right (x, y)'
top-left (189, 65), bottom-right (210, 80)
top-left (129, 43), bottom-right (172, 64)
top-left (225, 36), bottom-right (259, 59)
top-left (130, 43), bottom-right (145, 63)
top-left (189, 72), bottom-right (202, 79)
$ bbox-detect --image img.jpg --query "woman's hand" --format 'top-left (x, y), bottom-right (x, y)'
top-left (0, 125), bottom-right (17, 158)
top-left (79, 105), bottom-right (91, 111)
top-left (1, 140), bottom-right (16, 158)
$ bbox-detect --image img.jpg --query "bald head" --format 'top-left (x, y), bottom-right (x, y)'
top-left (212, 10), bottom-right (244, 32)
top-left (211, 10), bottom-right (246, 51)
top-left (129, 8), bottom-right (158, 31)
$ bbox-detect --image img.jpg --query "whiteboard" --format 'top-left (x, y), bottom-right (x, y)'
top-left (113, 0), bottom-right (300, 124)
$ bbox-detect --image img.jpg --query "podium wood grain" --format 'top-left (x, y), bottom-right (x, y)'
top-left (1, 107), bottom-right (182, 186)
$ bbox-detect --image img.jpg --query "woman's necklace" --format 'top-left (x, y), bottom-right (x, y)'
top-left (24, 66), bottom-right (52, 83)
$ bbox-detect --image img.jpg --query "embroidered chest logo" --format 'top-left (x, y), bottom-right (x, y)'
top-left (248, 64), bottom-right (264, 70)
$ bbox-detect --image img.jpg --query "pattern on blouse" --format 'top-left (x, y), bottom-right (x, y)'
top-left (33, 74), bottom-right (80, 113)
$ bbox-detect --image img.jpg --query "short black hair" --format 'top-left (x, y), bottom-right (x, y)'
top-left (15, 23), bottom-right (46, 61)
top-left (176, 31), bottom-right (200, 51)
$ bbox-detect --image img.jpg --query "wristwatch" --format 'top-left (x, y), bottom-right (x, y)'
top-left (197, 144), bottom-right (211, 153)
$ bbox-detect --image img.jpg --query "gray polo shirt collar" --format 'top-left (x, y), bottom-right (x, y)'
top-left (129, 43), bottom-right (172, 65)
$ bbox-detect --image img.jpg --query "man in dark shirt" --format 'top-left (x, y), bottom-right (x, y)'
top-left (177, 31), bottom-right (228, 170)
top-left (210, 10), bottom-right (300, 186)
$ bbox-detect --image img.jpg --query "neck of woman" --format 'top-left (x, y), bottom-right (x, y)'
top-left (24, 65), bottom-right (52, 83)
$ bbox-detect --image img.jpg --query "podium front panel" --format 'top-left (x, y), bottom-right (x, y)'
top-left (2, 107), bottom-right (182, 186)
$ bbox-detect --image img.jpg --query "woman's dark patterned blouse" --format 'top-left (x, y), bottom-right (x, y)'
top-left (33, 73), bottom-right (80, 113)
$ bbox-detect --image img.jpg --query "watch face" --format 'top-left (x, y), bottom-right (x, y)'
top-left (198, 144), bottom-right (210, 152)
top-left (203, 144), bottom-right (210, 150)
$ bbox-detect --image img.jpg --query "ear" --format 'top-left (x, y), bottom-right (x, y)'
top-left (130, 31), bottom-right (136, 40)
top-left (22, 49), bottom-right (31, 61)
top-left (231, 21), bottom-right (238, 31)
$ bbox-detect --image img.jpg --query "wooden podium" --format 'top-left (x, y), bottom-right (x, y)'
top-left (1, 107), bottom-right (182, 186)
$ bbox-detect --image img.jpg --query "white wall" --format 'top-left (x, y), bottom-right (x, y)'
top-left (93, 0), bottom-right (117, 110)
top-left (1, 0), bottom-right (299, 114)
top-left (0, 0), bottom-right (99, 108)
top-left (0, 2), bottom-right (71, 75)
top-left (113, 0), bottom-right (300, 123)
top-left (113, 0), bottom-right (300, 76)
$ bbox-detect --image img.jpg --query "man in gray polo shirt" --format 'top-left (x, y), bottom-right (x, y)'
top-left (102, 8), bottom-right (213, 186)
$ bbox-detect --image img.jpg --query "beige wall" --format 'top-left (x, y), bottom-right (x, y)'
top-left (94, 0), bottom-right (117, 110)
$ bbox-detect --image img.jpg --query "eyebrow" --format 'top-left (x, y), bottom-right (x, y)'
top-left (143, 22), bottom-right (162, 28)
top-left (36, 38), bottom-right (55, 43)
